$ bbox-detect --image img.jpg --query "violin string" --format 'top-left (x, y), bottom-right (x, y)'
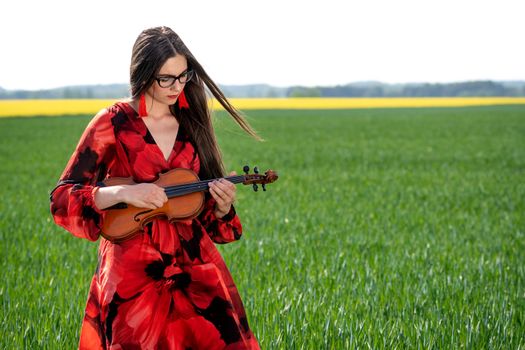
top-left (164, 175), bottom-right (244, 193)
top-left (165, 182), bottom-right (208, 196)
top-left (164, 180), bottom-right (231, 197)
top-left (163, 175), bottom-right (247, 198)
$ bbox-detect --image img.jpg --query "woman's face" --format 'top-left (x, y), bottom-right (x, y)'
top-left (147, 55), bottom-right (189, 106)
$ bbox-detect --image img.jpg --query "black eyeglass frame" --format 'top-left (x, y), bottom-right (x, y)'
top-left (155, 70), bottom-right (194, 88)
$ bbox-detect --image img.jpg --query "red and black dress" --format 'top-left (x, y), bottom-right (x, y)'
top-left (50, 102), bottom-right (259, 349)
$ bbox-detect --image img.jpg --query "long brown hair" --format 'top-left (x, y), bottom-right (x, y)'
top-left (130, 26), bottom-right (259, 180)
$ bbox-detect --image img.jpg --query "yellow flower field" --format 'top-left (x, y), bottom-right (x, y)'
top-left (1, 97), bottom-right (525, 117)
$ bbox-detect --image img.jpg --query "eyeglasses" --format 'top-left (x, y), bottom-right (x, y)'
top-left (155, 70), bottom-right (194, 88)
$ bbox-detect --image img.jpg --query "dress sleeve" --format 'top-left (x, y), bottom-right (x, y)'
top-left (49, 108), bottom-right (116, 241)
top-left (199, 196), bottom-right (243, 244)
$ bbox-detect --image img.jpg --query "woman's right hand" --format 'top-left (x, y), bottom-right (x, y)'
top-left (94, 183), bottom-right (168, 210)
top-left (119, 183), bottom-right (168, 209)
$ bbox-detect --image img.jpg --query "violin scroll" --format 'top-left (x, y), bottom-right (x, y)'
top-left (242, 165), bottom-right (278, 191)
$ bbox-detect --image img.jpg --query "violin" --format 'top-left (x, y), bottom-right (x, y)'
top-left (100, 166), bottom-right (278, 242)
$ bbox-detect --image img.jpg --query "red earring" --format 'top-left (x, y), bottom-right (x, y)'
top-left (138, 93), bottom-right (148, 117)
top-left (178, 90), bottom-right (190, 109)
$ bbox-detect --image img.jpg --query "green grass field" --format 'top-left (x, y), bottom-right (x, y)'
top-left (1, 106), bottom-right (524, 349)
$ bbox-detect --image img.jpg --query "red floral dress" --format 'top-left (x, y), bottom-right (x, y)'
top-left (50, 102), bottom-right (260, 349)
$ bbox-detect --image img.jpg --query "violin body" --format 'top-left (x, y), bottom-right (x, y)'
top-left (99, 166), bottom-right (278, 243)
top-left (101, 168), bottom-right (204, 242)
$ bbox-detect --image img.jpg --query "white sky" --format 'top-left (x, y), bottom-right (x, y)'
top-left (1, 0), bottom-right (524, 90)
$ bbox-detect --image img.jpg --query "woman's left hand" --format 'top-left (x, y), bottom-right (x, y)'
top-left (209, 171), bottom-right (237, 218)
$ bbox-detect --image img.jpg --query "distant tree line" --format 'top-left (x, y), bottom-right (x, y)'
top-left (0, 84), bottom-right (130, 99)
top-left (1, 81), bottom-right (524, 99)
top-left (309, 81), bottom-right (525, 97)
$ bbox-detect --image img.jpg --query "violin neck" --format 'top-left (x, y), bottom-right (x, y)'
top-left (163, 175), bottom-right (245, 198)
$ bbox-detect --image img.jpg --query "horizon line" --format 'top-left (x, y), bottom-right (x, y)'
top-left (2, 79), bottom-right (525, 92)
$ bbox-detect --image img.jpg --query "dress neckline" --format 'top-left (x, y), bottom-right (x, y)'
top-left (117, 101), bottom-right (182, 163)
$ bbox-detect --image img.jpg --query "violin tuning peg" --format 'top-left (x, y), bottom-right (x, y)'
top-left (243, 165), bottom-right (250, 174)
top-left (254, 166), bottom-right (259, 174)
top-left (252, 184), bottom-right (258, 192)
top-left (262, 184), bottom-right (266, 191)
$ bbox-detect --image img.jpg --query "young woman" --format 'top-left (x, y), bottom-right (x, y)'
top-left (50, 26), bottom-right (260, 349)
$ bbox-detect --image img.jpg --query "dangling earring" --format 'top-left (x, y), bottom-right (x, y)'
top-left (178, 90), bottom-right (190, 109)
top-left (139, 92), bottom-right (148, 117)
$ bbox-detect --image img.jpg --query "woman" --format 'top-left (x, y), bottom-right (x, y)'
top-left (50, 26), bottom-right (260, 349)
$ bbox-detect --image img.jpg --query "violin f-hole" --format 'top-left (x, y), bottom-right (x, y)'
top-left (134, 209), bottom-right (153, 222)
